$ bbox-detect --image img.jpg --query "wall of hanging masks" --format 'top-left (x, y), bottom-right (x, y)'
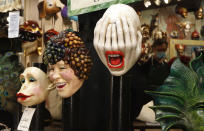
top-left (137, 4), bottom-right (204, 64)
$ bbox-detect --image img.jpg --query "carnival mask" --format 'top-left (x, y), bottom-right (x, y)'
top-left (176, 6), bottom-right (188, 18)
top-left (94, 4), bottom-right (142, 76)
top-left (141, 24), bottom-right (150, 42)
top-left (170, 30), bottom-right (179, 38)
top-left (19, 20), bottom-right (42, 42)
top-left (195, 8), bottom-right (203, 19)
top-left (38, 0), bottom-right (62, 18)
top-left (191, 30), bottom-right (200, 40)
top-left (175, 44), bottom-right (185, 56)
top-left (177, 21), bottom-right (192, 36)
top-left (153, 30), bottom-right (167, 40)
top-left (43, 30), bottom-right (93, 98)
top-left (44, 29), bottom-right (59, 44)
top-left (17, 67), bottom-right (53, 106)
top-left (48, 60), bottom-right (84, 98)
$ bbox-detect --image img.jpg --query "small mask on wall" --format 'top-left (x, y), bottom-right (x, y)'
top-left (176, 6), bottom-right (188, 18)
top-left (177, 21), bottom-right (192, 36)
top-left (17, 67), bottom-right (54, 106)
top-left (38, 0), bottom-right (61, 18)
top-left (170, 30), bottom-right (179, 38)
top-left (93, 4), bottom-right (142, 76)
top-left (191, 30), bottom-right (200, 40)
top-left (195, 8), bottom-right (203, 19)
top-left (153, 30), bottom-right (167, 41)
top-left (141, 24), bottom-right (150, 43)
top-left (19, 20), bottom-right (42, 42)
top-left (44, 29), bottom-right (59, 45)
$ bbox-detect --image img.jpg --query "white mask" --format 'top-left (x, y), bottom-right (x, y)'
top-left (17, 67), bottom-right (53, 106)
top-left (94, 4), bottom-right (142, 76)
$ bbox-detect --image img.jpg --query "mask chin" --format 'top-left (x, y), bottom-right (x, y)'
top-left (107, 60), bottom-right (134, 76)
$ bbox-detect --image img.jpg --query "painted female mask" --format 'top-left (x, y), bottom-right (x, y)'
top-left (94, 4), bottom-right (142, 76)
top-left (43, 30), bottom-right (93, 98)
top-left (17, 67), bottom-right (53, 106)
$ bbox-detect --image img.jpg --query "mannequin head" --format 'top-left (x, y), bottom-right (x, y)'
top-left (43, 30), bottom-right (93, 98)
top-left (17, 67), bottom-right (53, 106)
top-left (94, 4), bottom-right (142, 76)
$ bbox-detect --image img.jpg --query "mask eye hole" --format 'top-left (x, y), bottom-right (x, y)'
top-left (29, 77), bottom-right (36, 82)
top-left (20, 78), bottom-right (25, 84)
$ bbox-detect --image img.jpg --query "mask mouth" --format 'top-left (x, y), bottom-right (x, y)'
top-left (55, 82), bottom-right (67, 89)
top-left (16, 93), bottom-right (31, 101)
top-left (105, 51), bottom-right (124, 69)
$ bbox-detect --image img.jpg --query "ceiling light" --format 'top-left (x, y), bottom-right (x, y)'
top-left (164, 0), bottom-right (171, 4)
top-left (154, 0), bottom-right (161, 6)
top-left (144, 0), bottom-right (151, 8)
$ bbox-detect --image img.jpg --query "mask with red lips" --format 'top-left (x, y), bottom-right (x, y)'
top-left (17, 67), bottom-right (53, 106)
top-left (94, 4), bottom-right (142, 76)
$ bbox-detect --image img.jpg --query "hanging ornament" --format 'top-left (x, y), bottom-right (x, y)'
top-left (191, 30), bottom-right (200, 40)
top-left (144, 0), bottom-right (151, 8)
top-left (195, 7), bottom-right (203, 19)
top-left (176, 6), bottom-right (188, 18)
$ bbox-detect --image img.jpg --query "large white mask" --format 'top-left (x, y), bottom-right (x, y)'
top-left (94, 4), bottom-right (142, 76)
top-left (17, 67), bottom-right (53, 106)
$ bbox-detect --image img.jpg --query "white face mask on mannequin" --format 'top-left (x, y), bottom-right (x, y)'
top-left (94, 4), bottom-right (142, 76)
top-left (17, 67), bottom-right (53, 106)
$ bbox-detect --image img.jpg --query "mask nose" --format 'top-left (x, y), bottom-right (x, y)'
top-left (49, 70), bottom-right (61, 81)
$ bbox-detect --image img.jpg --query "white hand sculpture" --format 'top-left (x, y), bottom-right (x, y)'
top-left (94, 4), bottom-right (142, 76)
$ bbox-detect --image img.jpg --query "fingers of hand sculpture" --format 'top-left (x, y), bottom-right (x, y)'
top-left (121, 16), bottom-right (131, 49)
top-left (136, 31), bottom-right (142, 58)
top-left (104, 24), bottom-right (112, 51)
top-left (94, 18), bottom-right (103, 53)
top-left (111, 24), bottom-right (118, 51)
top-left (94, 18), bottom-right (103, 45)
top-left (99, 17), bottom-right (109, 44)
top-left (98, 17), bottom-right (109, 64)
top-left (116, 19), bottom-right (125, 51)
top-left (127, 18), bottom-right (136, 47)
